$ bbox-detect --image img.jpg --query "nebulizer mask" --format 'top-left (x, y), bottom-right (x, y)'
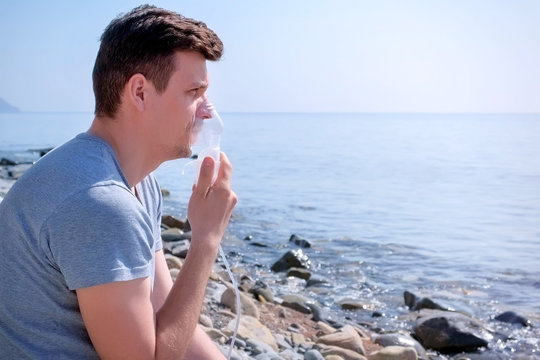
top-left (190, 96), bottom-right (223, 185)
top-left (188, 96), bottom-right (241, 360)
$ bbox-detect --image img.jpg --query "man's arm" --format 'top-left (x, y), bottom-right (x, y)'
top-left (77, 154), bottom-right (236, 360)
top-left (152, 249), bottom-right (226, 359)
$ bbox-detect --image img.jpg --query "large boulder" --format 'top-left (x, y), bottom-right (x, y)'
top-left (413, 309), bottom-right (490, 353)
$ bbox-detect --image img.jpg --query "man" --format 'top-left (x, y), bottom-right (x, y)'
top-left (0, 5), bottom-right (236, 359)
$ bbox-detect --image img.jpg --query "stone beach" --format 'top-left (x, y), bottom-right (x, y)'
top-left (160, 215), bottom-right (538, 360)
top-left (1, 165), bottom-right (537, 359)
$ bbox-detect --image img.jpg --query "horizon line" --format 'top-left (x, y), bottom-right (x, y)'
top-left (2, 110), bottom-right (540, 116)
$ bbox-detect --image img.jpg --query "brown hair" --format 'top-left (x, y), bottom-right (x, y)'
top-left (92, 5), bottom-right (223, 117)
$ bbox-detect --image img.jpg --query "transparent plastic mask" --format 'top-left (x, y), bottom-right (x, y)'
top-left (189, 97), bottom-right (223, 185)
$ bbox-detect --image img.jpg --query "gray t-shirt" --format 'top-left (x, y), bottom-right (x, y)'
top-left (0, 133), bottom-right (163, 359)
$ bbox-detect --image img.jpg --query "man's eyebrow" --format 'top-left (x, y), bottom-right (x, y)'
top-left (189, 81), bottom-right (209, 89)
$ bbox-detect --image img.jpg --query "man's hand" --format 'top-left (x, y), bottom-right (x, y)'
top-left (188, 152), bottom-right (237, 253)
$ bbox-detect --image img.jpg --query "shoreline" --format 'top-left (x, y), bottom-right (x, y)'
top-left (161, 215), bottom-right (538, 360)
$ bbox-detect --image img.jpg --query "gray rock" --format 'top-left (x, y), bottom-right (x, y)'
top-left (171, 240), bottom-right (190, 258)
top-left (161, 228), bottom-right (192, 242)
top-left (413, 310), bottom-right (490, 353)
top-left (372, 333), bottom-right (427, 359)
top-left (287, 268), bottom-right (312, 280)
top-left (217, 344), bottom-right (247, 360)
top-left (249, 280), bottom-right (274, 302)
top-left (307, 303), bottom-right (343, 328)
top-left (282, 295), bottom-right (312, 315)
top-left (274, 333), bottom-right (293, 351)
top-left (404, 291), bottom-right (447, 311)
top-left (253, 353), bottom-right (283, 360)
top-left (271, 250), bottom-right (311, 272)
top-left (289, 234), bottom-right (312, 248)
top-left (304, 349), bottom-right (325, 360)
top-left (247, 338), bottom-right (279, 355)
top-left (279, 348), bottom-right (303, 360)
top-left (305, 277), bottom-right (329, 288)
top-left (494, 311), bottom-right (531, 327)
top-left (229, 338), bottom-right (247, 349)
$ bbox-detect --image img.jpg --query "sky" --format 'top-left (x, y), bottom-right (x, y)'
top-left (1, 0), bottom-right (539, 113)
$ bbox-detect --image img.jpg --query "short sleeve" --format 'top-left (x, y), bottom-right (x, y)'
top-left (42, 184), bottom-right (156, 290)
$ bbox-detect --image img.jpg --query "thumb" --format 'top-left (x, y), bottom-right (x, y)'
top-left (195, 156), bottom-right (215, 195)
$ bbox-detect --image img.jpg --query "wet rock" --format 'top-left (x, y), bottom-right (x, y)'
top-left (317, 325), bottom-right (365, 355)
top-left (160, 188), bottom-right (170, 197)
top-left (271, 250), bottom-right (311, 272)
top-left (287, 267), bottom-right (312, 280)
top-left (249, 280), bottom-right (274, 302)
top-left (413, 310), bottom-right (490, 353)
top-left (367, 346), bottom-right (417, 360)
top-left (250, 242), bottom-right (269, 248)
top-left (289, 234), bottom-right (312, 248)
top-left (281, 294), bottom-right (312, 315)
top-left (221, 288), bottom-right (260, 319)
top-left (338, 300), bottom-right (375, 311)
top-left (308, 303), bottom-right (344, 328)
top-left (494, 311), bottom-right (531, 327)
top-left (306, 276), bottom-right (330, 288)
top-left (372, 333), bottom-right (427, 359)
top-left (404, 291), bottom-right (447, 311)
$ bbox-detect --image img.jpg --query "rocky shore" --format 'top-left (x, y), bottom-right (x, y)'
top-left (1, 170), bottom-right (536, 359)
top-left (160, 215), bottom-right (537, 360)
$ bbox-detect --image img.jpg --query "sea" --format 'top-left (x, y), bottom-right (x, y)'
top-left (1, 112), bottom-right (539, 356)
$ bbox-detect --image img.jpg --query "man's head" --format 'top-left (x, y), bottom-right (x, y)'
top-left (92, 5), bottom-right (223, 118)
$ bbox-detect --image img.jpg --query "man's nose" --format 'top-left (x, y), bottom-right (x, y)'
top-left (195, 97), bottom-right (212, 119)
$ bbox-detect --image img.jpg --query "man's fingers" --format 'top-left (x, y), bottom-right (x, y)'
top-left (214, 152), bottom-right (232, 186)
top-left (194, 156), bottom-right (215, 197)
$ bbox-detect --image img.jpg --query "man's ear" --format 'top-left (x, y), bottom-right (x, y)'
top-left (126, 73), bottom-right (148, 111)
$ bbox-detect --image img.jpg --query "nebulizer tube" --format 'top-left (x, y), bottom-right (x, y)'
top-left (189, 97), bottom-right (241, 360)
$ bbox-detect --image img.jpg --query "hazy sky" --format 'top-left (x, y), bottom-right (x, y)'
top-left (1, 0), bottom-right (539, 113)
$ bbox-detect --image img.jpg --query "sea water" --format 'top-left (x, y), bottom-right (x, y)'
top-left (2, 112), bottom-right (539, 353)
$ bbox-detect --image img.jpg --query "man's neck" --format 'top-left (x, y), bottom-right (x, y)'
top-left (88, 114), bottom-right (159, 188)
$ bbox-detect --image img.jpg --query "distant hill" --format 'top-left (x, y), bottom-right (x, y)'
top-left (0, 97), bottom-right (20, 113)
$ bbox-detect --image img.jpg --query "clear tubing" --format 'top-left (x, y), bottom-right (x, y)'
top-left (218, 245), bottom-right (241, 360)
